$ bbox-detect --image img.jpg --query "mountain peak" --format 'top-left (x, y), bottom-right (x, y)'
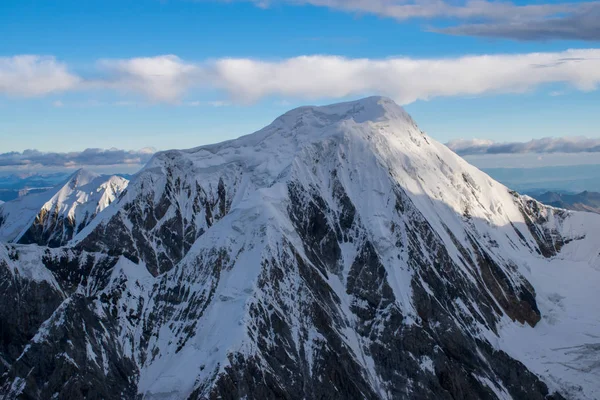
top-left (275, 95), bottom-right (412, 125)
top-left (66, 168), bottom-right (101, 188)
top-left (178, 96), bottom-right (417, 162)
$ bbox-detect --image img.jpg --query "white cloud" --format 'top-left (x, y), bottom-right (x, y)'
top-left (3, 49), bottom-right (600, 104)
top-left (211, 49), bottom-right (600, 103)
top-left (0, 55), bottom-right (80, 97)
top-left (97, 55), bottom-right (201, 102)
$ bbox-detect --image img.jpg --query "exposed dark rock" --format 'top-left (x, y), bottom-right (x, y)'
top-left (0, 259), bottom-right (64, 376)
top-left (0, 294), bottom-right (138, 400)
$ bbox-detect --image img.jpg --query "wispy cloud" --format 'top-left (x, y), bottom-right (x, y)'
top-left (2, 49), bottom-right (600, 104)
top-left (242, 0), bottom-right (580, 21)
top-left (0, 148), bottom-right (156, 168)
top-left (436, 4), bottom-right (600, 41)
top-left (447, 137), bottom-right (600, 156)
top-left (297, 36), bottom-right (367, 45)
top-left (186, 100), bottom-right (231, 107)
top-left (236, 0), bottom-right (600, 41)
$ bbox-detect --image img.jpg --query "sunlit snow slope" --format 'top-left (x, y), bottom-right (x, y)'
top-left (1, 97), bottom-right (599, 400)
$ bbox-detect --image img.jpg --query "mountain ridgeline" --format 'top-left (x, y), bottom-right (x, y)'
top-left (1, 97), bottom-right (599, 400)
top-left (0, 169), bottom-right (128, 247)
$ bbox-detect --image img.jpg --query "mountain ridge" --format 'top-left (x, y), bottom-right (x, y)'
top-left (0, 168), bottom-right (128, 246)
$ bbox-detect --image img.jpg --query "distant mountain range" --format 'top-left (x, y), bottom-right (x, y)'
top-left (0, 172), bottom-right (70, 190)
top-left (528, 190), bottom-right (600, 214)
top-left (0, 173), bottom-right (69, 202)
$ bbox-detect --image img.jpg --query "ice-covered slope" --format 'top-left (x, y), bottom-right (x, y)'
top-left (0, 169), bottom-right (128, 247)
top-left (1, 97), bottom-right (599, 399)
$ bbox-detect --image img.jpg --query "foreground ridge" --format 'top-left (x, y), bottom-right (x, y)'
top-left (1, 97), bottom-right (599, 400)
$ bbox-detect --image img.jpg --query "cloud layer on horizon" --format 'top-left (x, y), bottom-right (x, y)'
top-left (0, 148), bottom-right (156, 169)
top-left (3, 137), bottom-right (600, 171)
top-left (447, 137), bottom-right (600, 156)
top-left (2, 49), bottom-right (600, 104)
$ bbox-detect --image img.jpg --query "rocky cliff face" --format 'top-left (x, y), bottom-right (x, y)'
top-left (1, 97), bottom-right (599, 400)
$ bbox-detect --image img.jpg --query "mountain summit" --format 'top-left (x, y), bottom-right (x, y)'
top-left (272, 95), bottom-right (414, 124)
top-left (1, 97), bottom-right (599, 399)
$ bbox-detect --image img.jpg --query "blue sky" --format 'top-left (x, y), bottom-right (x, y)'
top-left (1, 0), bottom-right (600, 169)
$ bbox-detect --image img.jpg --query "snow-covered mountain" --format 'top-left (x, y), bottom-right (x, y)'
top-left (1, 97), bottom-right (599, 399)
top-left (0, 169), bottom-right (128, 247)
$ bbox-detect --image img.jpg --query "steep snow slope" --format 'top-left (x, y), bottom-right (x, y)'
top-left (1, 97), bottom-right (599, 400)
top-left (0, 169), bottom-right (128, 247)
